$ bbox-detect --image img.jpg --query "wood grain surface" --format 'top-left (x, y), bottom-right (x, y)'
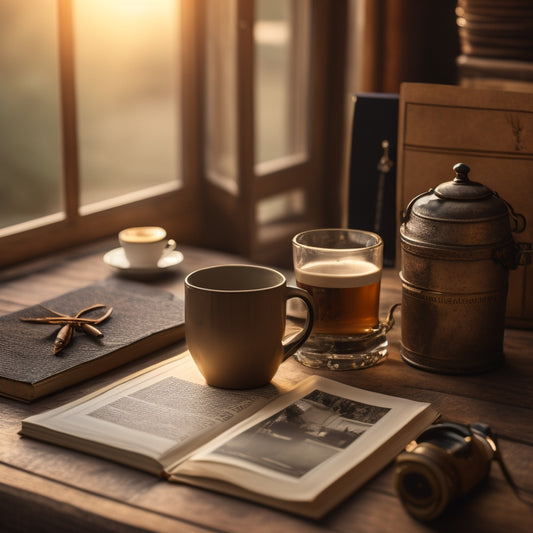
top-left (1, 241), bottom-right (532, 532)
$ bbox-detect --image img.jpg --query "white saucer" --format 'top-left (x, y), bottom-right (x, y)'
top-left (103, 247), bottom-right (184, 276)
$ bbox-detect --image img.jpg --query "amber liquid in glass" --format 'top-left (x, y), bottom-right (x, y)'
top-left (295, 259), bottom-right (381, 335)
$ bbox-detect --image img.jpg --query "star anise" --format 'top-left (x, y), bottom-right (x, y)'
top-left (20, 304), bottom-right (113, 354)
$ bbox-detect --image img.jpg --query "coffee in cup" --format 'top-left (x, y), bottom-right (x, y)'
top-left (184, 264), bottom-right (314, 389)
top-left (119, 226), bottom-right (176, 269)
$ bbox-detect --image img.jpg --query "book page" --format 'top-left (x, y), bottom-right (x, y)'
top-left (21, 353), bottom-right (292, 473)
top-left (170, 376), bottom-right (436, 502)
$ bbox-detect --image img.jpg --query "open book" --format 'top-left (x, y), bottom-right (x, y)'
top-left (20, 353), bottom-right (438, 518)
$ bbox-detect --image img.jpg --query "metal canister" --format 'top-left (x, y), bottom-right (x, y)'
top-left (399, 163), bottom-right (530, 374)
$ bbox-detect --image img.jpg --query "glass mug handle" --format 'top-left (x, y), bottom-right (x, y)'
top-left (282, 286), bottom-right (315, 360)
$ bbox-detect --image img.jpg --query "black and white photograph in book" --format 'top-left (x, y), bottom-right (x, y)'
top-left (213, 390), bottom-right (391, 477)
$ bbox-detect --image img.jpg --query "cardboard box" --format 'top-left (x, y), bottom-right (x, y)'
top-left (396, 83), bottom-right (533, 329)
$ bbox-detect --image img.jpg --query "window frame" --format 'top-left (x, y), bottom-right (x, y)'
top-left (201, 0), bottom-right (349, 266)
top-left (0, 0), bottom-right (348, 269)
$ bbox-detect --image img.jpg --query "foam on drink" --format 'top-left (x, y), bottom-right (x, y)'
top-left (295, 259), bottom-right (381, 288)
top-left (120, 226), bottom-right (166, 243)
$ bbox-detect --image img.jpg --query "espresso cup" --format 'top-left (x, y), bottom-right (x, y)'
top-left (118, 226), bottom-right (176, 268)
top-left (184, 264), bottom-right (314, 389)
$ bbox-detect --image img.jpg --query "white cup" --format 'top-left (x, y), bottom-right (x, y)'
top-left (118, 226), bottom-right (176, 268)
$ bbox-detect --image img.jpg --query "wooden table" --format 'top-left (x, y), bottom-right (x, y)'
top-left (1, 240), bottom-right (532, 532)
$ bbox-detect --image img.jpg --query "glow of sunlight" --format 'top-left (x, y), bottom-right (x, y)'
top-left (73, 0), bottom-right (180, 207)
top-left (75, 0), bottom-right (175, 45)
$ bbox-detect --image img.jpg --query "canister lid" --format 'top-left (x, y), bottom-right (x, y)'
top-left (407, 163), bottom-right (509, 222)
top-left (434, 163), bottom-right (493, 201)
top-left (401, 163), bottom-right (529, 265)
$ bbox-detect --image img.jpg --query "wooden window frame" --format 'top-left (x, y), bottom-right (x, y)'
top-left (202, 0), bottom-right (348, 267)
top-left (0, 0), bottom-right (348, 269)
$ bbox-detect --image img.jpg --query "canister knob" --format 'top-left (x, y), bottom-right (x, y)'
top-left (434, 163), bottom-right (493, 201)
top-left (453, 162), bottom-right (470, 183)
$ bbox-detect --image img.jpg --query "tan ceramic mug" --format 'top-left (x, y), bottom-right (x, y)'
top-left (184, 264), bottom-right (315, 389)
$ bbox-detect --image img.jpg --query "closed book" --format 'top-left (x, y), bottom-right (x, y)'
top-left (0, 278), bottom-right (185, 401)
top-left (348, 93), bottom-right (399, 266)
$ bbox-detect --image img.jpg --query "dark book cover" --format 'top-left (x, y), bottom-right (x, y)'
top-left (348, 93), bottom-right (399, 266)
top-left (0, 278), bottom-right (185, 401)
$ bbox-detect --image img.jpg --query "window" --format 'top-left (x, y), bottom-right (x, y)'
top-left (73, 0), bottom-right (181, 210)
top-left (0, 0), bottom-right (348, 268)
top-left (254, 0), bottom-right (310, 171)
top-left (0, 0), bottom-right (62, 228)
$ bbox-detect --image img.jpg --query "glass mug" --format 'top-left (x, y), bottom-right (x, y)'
top-left (292, 228), bottom-right (388, 370)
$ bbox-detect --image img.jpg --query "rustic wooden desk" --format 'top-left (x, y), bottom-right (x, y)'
top-left (1, 241), bottom-right (532, 532)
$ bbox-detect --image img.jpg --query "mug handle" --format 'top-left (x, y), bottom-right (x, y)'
top-left (281, 286), bottom-right (315, 360)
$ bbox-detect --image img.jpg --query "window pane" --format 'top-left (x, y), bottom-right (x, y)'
top-left (254, 0), bottom-right (310, 171)
top-left (205, 0), bottom-right (238, 194)
top-left (256, 188), bottom-right (307, 244)
top-left (73, 0), bottom-right (181, 208)
top-left (256, 188), bottom-right (305, 224)
top-left (0, 0), bottom-right (62, 230)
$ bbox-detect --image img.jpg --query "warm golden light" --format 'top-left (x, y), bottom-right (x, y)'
top-left (72, 0), bottom-right (180, 207)
top-left (74, 0), bottom-right (175, 41)
top-left (79, 0), bottom-right (173, 17)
